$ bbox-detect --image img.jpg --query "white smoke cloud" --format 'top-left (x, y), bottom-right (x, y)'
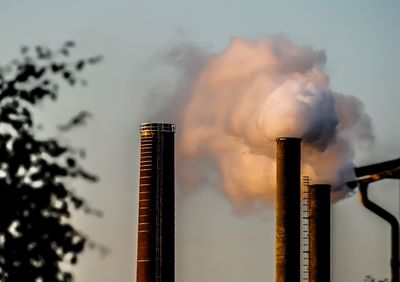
top-left (154, 35), bottom-right (374, 213)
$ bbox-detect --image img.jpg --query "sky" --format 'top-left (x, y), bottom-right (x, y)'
top-left (1, 1), bottom-right (400, 281)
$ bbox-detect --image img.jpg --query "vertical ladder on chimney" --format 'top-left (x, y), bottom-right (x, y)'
top-left (302, 176), bottom-right (311, 282)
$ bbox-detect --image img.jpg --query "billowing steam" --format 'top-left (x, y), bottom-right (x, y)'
top-left (154, 35), bottom-right (374, 212)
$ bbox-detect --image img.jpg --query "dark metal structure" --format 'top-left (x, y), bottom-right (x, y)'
top-left (355, 158), bottom-right (400, 179)
top-left (308, 184), bottom-right (331, 282)
top-left (136, 123), bottom-right (175, 282)
top-left (349, 159), bottom-right (400, 282)
top-left (276, 137), bottom-right (301, 282)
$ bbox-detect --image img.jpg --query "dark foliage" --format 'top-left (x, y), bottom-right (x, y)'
top-left (364, 275), bottom-right (388, 282)
top-left (0, 42), bottom-right (103, 281)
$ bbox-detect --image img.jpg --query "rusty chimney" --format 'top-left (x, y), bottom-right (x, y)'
top-left (276, 137), bottom-right (301, 282)
top-left (308, 184), bottom-right (331, 282)
top-left (136, 123), bottom-right (175, 282)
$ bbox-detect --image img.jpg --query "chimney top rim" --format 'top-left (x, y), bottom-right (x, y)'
top-left (140, 123), bottom-right (176, 133)
top-left (276, 137), bottom-right (301, 142)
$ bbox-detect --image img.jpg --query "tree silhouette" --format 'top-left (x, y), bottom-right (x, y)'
top-left (364, 275), bottom-right (388, 282)
top-left (0, 42), bottom-right (103, 281)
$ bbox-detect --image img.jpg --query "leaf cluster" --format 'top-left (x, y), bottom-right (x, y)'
top-left (364, 275), bottom-right (388, 282)
top-left (0, 42), bottom-right (102, 282)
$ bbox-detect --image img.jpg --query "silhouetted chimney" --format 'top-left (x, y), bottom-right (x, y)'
top-left (136, 123), bottom-right (175, 282)
top-left (276, 137), bottom-right (301, 282)
top-left (308, 184), bottom-right (331, 282)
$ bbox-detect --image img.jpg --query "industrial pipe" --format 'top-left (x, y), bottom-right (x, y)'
top-left (355, 158), bottom-right (400, 179)
top-left (308, 184), bottom-right (331, 282)
top-left (358, 182), bottom-right (399, 282)
top-left (276, 137), bottom-right (301, 282)
top-left (137, 123), bottom-right (176, 282)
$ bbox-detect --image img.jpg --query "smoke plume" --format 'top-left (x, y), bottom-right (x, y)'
top-left (154, 35), bottom-right (374, 213)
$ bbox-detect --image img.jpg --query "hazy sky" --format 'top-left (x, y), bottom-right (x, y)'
top-left (1, 1), bottom-right (400, 281)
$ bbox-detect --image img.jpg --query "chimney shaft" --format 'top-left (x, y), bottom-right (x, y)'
top-left (276, 137), bottom-right (301, 282)
top-left (308, 184), bottom-right (331, 282)
top-left (137, 123), bottom-right (175, 282)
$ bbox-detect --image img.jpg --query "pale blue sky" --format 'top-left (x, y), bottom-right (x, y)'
top-left (1, 1), bottom-right (400, 281)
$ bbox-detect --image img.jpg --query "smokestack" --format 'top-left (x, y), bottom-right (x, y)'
top-left (308, 184), bottom-right (331, 282)
top-left (136, 123), bottom-right (175, 282)
top-left (276, 137), bottom-right (301, 282)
